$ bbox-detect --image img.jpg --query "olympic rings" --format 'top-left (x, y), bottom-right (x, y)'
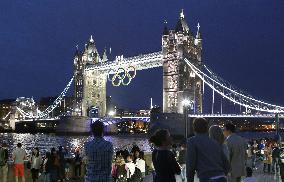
top-left (108, 65), bottom-right (136, 86)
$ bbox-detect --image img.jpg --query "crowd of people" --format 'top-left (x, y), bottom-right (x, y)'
top-left (246, 138), bottom-right (284, 174)
top-left (1, 119), bottom-right (284, 182)
top-left (0, 142), bottom-right (84, 182)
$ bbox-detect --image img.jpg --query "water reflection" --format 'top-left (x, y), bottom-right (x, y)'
top-left (0, 133), bottom-right (151, 157)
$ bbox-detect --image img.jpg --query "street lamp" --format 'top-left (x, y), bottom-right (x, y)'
top-left (182, 99), bottom-right (194, 138)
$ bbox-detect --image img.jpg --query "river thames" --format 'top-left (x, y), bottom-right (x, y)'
top-left (0, 133), bottom-right (152, 157)
top-left (1, 131), bottom-right (282, 157)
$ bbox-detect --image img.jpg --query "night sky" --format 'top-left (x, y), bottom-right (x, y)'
top-left (1, 0), bottom-right (284, 111)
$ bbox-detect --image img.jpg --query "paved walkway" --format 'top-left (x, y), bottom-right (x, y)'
top-left (4, 163), bottom-right (282, 182)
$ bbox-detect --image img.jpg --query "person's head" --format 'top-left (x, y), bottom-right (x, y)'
top-left (51, 147), bottom-right (56, 154)
top-left (246, 167), bottom-right (253, 177)
top-left (134, 150), bottom-right (140, 158)
top-left (193, 118), bottom-right (208, 134)
top-left (91, 120), bottom-right (104, 137)
top-left (223, 123), bottom-right (236, 137)
top-left (116, 156), bottom-right (125, 165)
top-left (58, 146), bottom-right (63, 152)
top-left (0, 142), bottom-right (7, 149)
top-left (139, 151), bottom-right (145, 160)
top-left (209, 125), bottom-right (225, 145)
top-left (32, 147), bottom-right (39, 157)
top-left (149, 129), bottom-right (172, 148)
top-left (75, 148), bottom-right (80, 154)
top-left (17, 143), bottom-right (22, 148)
top-left (126, 154), bottom-right (133, 162)
top-left (45, 152), bottom-right (51, 159)
top-left (2, 143), bottom-right (7, 149)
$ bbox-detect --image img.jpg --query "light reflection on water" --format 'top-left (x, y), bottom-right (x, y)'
top-left (1, 131), bottom-right (278, 157)
top-left (0, 133), bottom-right (152, 157)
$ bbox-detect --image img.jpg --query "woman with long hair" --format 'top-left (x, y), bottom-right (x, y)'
top-left (30, 147), bottom-right (42, 182)
top-left (149, 129), bottom-right (181, 182)
top-left (40, 152), bottom-right (52, 182)
top-left (209, 125), bottom-right (229, 160)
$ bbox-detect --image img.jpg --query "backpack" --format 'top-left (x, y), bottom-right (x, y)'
top-left (0, 148), bottom-right (7, 166)
top-left (128, 167), bottom-right (142, 182)
top-left (116, 164), bottom-right (127, 182)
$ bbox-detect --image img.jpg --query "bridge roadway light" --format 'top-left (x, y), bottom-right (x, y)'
top-left (182, 99), bottom-right (191, 107)
top-left (108, 110), bottom-right (115, 117)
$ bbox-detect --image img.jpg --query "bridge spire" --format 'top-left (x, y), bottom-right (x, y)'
top-left (74, 45), bottom-right (80, 57)
top-left (194, 22), bottom-right (202, 46)
top-left (175, 9), bottom-right (190, 34)
top-left (102, 47), bottom-right (108, 62)
top-left (196, 22), bottom-right (201, 39)
top-left (180, 9), bottom-right (185, 19)
top-left (90, 35), bottom-right (94, 43)
top-left (163, 20), bottom-right (169, 35)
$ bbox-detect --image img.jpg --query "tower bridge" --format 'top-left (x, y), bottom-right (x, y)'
top-left (7, 10), bottom-right (284, 127)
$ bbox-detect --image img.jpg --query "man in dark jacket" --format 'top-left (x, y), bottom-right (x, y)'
top-left (279, 143), bottom-right (284, 182)
top-left (272, 143), bottom-right (280, 173)
top-left (187, 118), bottom-right (230, 182)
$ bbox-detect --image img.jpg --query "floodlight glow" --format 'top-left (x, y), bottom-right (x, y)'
top-left (108, 110), bottom-right (115, 116)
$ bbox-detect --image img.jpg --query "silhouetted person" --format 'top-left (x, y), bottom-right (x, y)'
top-left (150, 129), bottom-right (181, 182)
top-left (224, 123), bottom-right (247, 182)
top-left (84, 120), bottom-right (114, 182)
top-left (0, 142), bottom-right (8, 182)
top-left (187, 118), bottom-right (230, 182)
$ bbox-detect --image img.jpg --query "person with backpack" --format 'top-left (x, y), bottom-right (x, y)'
top-left (30, 147), bottom-right (42, 182)
top-left (126, 154), bottom-right (136, 180)
top-left (113, 156), bottom-right (127, 182)
top-left (126, 154), bottom-right (142, 182)
top-left (0, 142), bottom-right (9, 182)
top-left (135, 151), bottom-right (146, 178)
top-left (12, 143), bottom-right (27, 182)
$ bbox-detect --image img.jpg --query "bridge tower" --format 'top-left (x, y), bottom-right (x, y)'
top-left (74, 36), bottom-right (107, 117)
top-left (162, 10), bottom-right (203, 114)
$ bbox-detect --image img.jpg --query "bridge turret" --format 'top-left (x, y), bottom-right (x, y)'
top-left (162, 9), bottom-right (203, 114)
top-left (162, 20), bottom-right (170, 55)
top-left (73, 45), bottom-right (84, 116)
top-left (194, 23), bottom-right (202, 47)
top-left (101, 47), bottom-right (108, 62)
top-left (175, 9), bottom-right (191, 35)
top-left (84, 35), bottom-right (100, 64)
top-left (194, 23), bottom-right (202, 63)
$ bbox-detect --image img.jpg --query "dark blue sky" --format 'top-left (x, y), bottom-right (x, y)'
top-left (1, 0), bottom-right (284, 110)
